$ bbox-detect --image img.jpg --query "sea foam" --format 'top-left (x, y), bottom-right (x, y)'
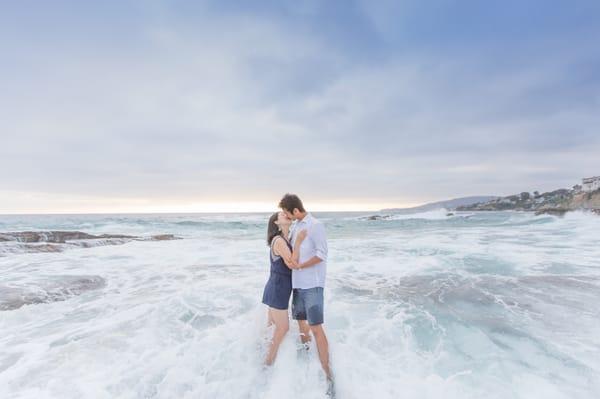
top-left (1, 211), bottom-right (599, 398)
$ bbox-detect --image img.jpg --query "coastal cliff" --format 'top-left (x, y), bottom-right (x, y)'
top-left (457, 187), bottom-right (600, 215)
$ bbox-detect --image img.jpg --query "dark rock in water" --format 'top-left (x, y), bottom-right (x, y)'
top-left (0, 275), bottom-right (106, 311)
top-left (0, 231), bottom-right (182, 255)
top-left (534, 208), bottom-right (569, 216)
top-left (149, 234), bottom-right (181, 241)
top-left (446, 213), bottom-right (454, 216)
top-left (27, 244), bottom-right (63, 253)
top-left (0, 243), bottom-right (66, 255)
top-left (0, 231), bottom-right (135, 243)
top-left (361, 215), bottom-right (393, 221)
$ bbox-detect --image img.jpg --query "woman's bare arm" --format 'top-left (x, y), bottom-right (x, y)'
top-left (273, 232), bottom-right (306, 269)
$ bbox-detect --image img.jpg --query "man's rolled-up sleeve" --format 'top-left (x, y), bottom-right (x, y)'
top-left (312, 223), bottom-right (328, 261)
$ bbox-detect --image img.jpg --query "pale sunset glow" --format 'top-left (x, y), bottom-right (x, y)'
top-left (0, 190), bottom-right (413, 214)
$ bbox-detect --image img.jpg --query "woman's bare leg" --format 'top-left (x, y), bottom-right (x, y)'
top-left (265, 308), bottom-right (289, 365)
top-left (267, 307), bottom-right (275, 327)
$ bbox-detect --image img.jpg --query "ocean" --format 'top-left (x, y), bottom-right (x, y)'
top-left (1, 210), bottom-right (599, 398)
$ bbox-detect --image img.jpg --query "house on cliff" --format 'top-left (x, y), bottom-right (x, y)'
top-left (582, 176), bottom-right (600, 192)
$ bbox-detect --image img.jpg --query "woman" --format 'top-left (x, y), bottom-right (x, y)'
top-left (262, 211), bottom-right (306, 365)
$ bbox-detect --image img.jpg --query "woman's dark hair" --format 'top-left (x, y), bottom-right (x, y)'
top-left (278, 193), bottom-right (305, 213)
top-left (267, 212), bottom-right (282, 246)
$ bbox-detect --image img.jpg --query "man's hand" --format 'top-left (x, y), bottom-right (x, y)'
top-left (297, 229), bottom-right (308, 242)
top-left (298, 256), bottom-right (323, 270)
top-left (292, 229), bottom-right (308, 266)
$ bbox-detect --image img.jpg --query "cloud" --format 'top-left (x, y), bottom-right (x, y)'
top-left (0, 1), bottom-right (599, 212)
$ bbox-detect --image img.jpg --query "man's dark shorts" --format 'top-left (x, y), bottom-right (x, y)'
top-left (292, 287), bottom-right (324, 326)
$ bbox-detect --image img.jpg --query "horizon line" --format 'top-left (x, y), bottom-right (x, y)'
top-left (0, 209), bottom-right (385, 217)
top-left (0, 195), bottom-right (506, 216)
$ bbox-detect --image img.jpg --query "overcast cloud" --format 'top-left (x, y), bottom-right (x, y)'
top-left (1, 0), bottom-right (599, 212)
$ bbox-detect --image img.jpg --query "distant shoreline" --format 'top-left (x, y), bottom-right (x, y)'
top-left (378, 184), bottom-right (600, 217)
top-left (456, 188), bottom-right (600, 215)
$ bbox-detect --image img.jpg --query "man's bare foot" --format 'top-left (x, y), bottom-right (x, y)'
top-left (326, 378), bottom-right (336, 398)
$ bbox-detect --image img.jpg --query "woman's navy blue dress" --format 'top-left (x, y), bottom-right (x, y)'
top-left (262, 237), bottom-right (293, 310)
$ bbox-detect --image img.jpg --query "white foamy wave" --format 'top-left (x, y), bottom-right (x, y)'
top-left (562, 209), bottom-right (600, 221)
top-left (1, 212), bottom-right (599, 398)
top-left (386, 208), bottom-right (452, 220)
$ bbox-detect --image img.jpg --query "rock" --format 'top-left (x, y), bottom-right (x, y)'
top-left (0, 231), bottom-right (182, 255)
top-left (0, 231), bottom-right (181, 244)
top-left (0, 231), bottom-right (135, 243)
top-left (359, 215), bottom-right (386, 220)
top-left (27, 244), bottom-right (63, 253)
top-left (535, 208), bottom-right (569, 216)
top-left (149, 234), bottom-right (181, 241)
top-left (0, 275), bottom-right (106, 311)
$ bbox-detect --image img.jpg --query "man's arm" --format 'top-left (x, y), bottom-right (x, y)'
top-left (298, 255), bottom-right (323, 269)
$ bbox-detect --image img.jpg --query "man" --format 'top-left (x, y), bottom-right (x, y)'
top-left (278, 193), bottom-right (332, 380)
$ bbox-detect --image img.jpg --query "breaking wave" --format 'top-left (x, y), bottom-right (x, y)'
top-left (1, 211), bottom-right (599, 398)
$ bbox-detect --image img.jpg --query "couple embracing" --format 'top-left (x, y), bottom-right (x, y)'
top-left (262, 193), bottom-right (332, 382)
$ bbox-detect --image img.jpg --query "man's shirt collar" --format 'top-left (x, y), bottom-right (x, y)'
top-left (297, 213), bottom-right (312, 225)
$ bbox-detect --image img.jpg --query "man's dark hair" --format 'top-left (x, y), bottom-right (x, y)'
top-left (278, 193), bottom-right (305, 213)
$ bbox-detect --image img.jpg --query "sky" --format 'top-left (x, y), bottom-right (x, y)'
top-left (1, 0), bottom-right (599, 213)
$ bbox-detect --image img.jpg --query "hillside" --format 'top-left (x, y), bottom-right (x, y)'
top-left (381, 196), bottom-right (498, 213)
top-left (457, 188), bottom-right (600, 215)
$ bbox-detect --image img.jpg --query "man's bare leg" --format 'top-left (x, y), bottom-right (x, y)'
top-left (310, 324), bottom-right (331, 379)
top-left (297, 319), bottom-right (312, 345)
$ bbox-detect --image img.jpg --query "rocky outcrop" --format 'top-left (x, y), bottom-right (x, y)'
top-left (0, 231), bottom-right (135, 243)
top-left (0, 231), bottom-right (182, 255)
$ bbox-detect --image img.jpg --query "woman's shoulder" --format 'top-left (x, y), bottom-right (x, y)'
top-left (271, 235), bottom-right (290, 250)
top-left (271, 235), bottom-right (282, 246)
top-left (270, 236), bottom-right (283, 252)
